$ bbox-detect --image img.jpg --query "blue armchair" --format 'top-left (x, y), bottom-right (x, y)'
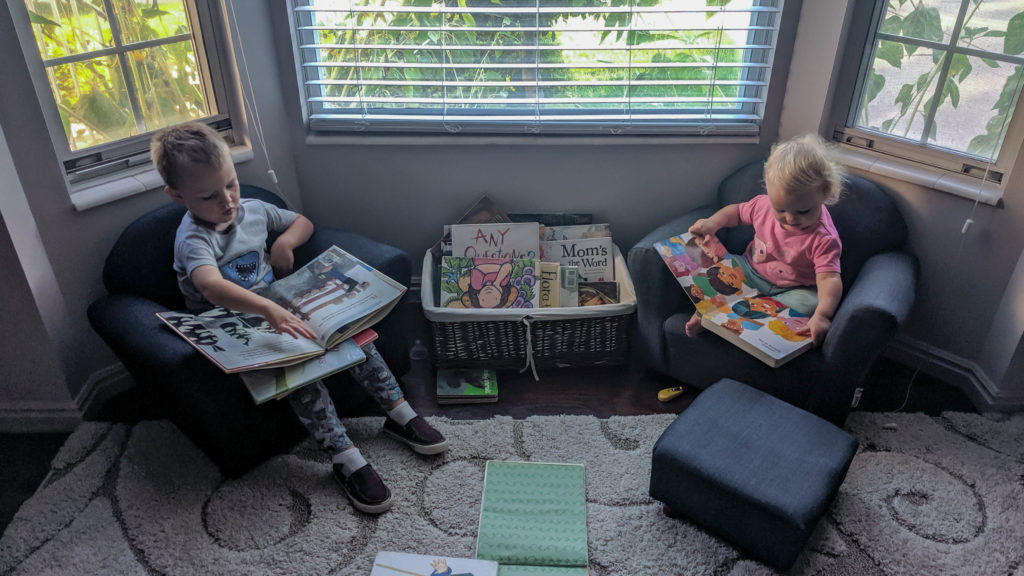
top-left (88, 185), bottom-right (411, 477)
top-left (627, 161), bottom-right (917, 424)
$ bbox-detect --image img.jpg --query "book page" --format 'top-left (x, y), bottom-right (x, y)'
top-left (653, 233), bottom-right (812, 364)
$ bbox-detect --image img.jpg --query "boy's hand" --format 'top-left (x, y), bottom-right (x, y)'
top-left (799, 313), bottom-right (831, 346)
top-left (269, 243), bottom-right (296, 280)
top-left (263, 302), bottom-right (316, 340)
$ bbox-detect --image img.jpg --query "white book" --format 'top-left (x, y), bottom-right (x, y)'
top-left (450, 222), bottom-right (540, 260)
top-left (559, 265), bottom-right (579, 308)
top-left (369, 551), bottom-right (497, 576)
top-left (541, 237), bottom-right (615, 282)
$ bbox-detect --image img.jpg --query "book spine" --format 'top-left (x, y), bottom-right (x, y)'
top-left (559, 265), bottom-right (579, 308)
top-left (538, 262), bottom-right (560, 307)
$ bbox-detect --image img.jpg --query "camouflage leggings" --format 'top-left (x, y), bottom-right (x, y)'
top-left (287, 342), bottom-right (404, 455)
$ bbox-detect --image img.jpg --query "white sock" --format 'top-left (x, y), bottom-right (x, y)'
top-left (387, 401), bottom-right (417, 426)
top-left (332, 447), bottom-right (367, 477)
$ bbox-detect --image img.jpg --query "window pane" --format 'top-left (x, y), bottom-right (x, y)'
top-left (956, 0), bottom-right (1023, 55)
top-left (111, 0), bottom-right (191, 45)
top-left (881, 0), bottom-right (960, 46)
top-left (26, 0), bottom-right (114, 61)
top-left (46, 56), bottom-right (135, 150)
top-left (855, 40), bottom-right (943, 143)
top-left (932, 60), bottom-right (1022, 159)
top-left (126, 41), bottom-right (210, 131)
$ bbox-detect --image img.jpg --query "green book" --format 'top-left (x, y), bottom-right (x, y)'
top-left (476, 461), bottom-right (588, 576)
top-left (436, 369), bottom-right (498, 404)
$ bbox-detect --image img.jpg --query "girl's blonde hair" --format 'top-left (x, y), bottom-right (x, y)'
top-left (764, 133), bottom-right (845, 205)
top-left (150, 122), bottom-right (230, 189)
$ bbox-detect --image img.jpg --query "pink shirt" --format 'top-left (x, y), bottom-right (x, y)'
top-left (737, 194), bottom-right (842, 287)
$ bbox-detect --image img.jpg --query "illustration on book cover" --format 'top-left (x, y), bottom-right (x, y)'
top-left (653, 232), bottom-right (812, 367)
top-left (440, 257), bottom-right (539, 309)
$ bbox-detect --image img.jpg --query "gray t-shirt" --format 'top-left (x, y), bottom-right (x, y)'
top-left (173, 198), bottom-right (298, 310)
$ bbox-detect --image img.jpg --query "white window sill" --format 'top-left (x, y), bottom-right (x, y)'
top-left (304, 133), bottom-right (760, 147)
top-left (70, 146), bottom-right (254, 212)
top-left (835, 146), bottom-right (1003, 207)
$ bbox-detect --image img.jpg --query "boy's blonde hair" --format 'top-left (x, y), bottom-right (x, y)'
top-left (764, 133), bottom-right (845, 205)
top-left (150, 122), bottom-right (230, 189)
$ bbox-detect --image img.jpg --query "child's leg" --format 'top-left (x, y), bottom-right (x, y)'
top-left (348, 343), bottom-right (448, 455)
top-left (685, 311), bottom-right (704, 337)
top-left (287, 381), bottom-right (392, 514)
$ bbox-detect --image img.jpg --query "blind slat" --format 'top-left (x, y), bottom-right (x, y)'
top-left (292, 0), bottom-right (782, 136)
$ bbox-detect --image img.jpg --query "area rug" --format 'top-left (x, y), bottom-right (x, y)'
top-left (1, 412), bottom-right (1022, 576)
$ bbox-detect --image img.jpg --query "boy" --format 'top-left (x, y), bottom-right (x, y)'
top-left (152, 122), bottom-right (447, 514)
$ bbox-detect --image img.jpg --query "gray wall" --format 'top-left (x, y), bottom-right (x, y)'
top-left (1, 0), bottom-right (1022, 430)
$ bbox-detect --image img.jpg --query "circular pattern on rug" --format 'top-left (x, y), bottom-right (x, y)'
top-left (422, 459), bottom-right (485, 537)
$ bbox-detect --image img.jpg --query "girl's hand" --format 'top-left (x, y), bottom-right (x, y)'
top-left (688, 218), bottom-right (719, 244)
top-left (269, 243), bottom-right (296, 280)
top-left (799, 313), bottom-right (831, 346)
top-left (263, 302), bottom-right (316, 340)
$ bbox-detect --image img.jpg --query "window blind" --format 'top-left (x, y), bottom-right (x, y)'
top-left (290, 0), bottom-right (782, 135)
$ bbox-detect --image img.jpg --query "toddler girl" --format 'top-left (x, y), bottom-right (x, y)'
top-left (687, 133), bottom-right (845, 345)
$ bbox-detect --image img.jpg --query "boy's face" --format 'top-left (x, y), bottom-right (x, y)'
top-left (165, 157), bottom-right (240, 230)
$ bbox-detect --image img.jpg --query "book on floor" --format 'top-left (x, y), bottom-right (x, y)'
top-left (653, 232), bottom-right (813, 368)
top-left (476, 461), bottom-right (589, 576)
top-left (369, 550), bottom-right (497, 576)
top-left (157, 245), bottom-right (405, 374)
top-left (436, 368), bottom-right (498, 404)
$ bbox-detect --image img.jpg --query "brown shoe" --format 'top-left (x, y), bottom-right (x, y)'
top-left (333, 463), bottom-right (393, 514)
top-left (383, 416), bottom-right (449, 455)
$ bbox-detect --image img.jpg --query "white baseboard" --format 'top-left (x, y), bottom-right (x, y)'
top-left (885, 336), bottom-right (1024, 412)
top-left (0, 402), bottom-right (81, 433)
top-left (75, 363), bottom-right (135, 420)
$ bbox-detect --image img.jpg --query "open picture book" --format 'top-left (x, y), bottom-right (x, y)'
top-left (157, 245), bottom-right (406, 399)
top-left (653, 232), bottom-right (813, 368)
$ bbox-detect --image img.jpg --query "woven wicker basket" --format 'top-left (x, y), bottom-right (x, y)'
top-left (421, 246), bottom-right (636, 374)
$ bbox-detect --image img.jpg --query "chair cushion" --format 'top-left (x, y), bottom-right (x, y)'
top-left (650, 378), bottom-right (858, 570)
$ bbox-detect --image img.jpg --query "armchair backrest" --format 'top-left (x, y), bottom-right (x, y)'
top-left (716, 161), bottom-right (909, 289)
top-left (101, 185), bottom-right (287, 309)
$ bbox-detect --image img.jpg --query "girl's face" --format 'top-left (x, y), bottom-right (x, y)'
top-left (767, 182), bottom-right (823, 233)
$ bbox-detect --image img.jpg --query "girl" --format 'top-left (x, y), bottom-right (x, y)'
top-left (687, 133), bottom-right (845, 345)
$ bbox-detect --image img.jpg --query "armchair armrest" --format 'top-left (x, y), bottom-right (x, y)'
top-left (87, 293), bottom-right (203, 372)
top-left (627, 205), bottom-right (716, 370)
top-left (297, 228), bottom-right (411, 287)
top-left (819, 251), bottom-right (917, 401)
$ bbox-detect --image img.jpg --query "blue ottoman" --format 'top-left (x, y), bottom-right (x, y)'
top-left (649, 378), bottom-right (858, 571)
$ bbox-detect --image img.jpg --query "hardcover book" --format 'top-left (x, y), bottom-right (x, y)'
top-left (476, 461), bottom-right (589, 576)
top-left (653, 232), bottom-right (813, 368)
top-left (369, 551), bottom-right (497, 576)
top-left (156, 245), bottom-right (405, 374)
top-left (578, 281), bottom-right (619, 306)
top-left (439, 257), bottom-right (539, 309)
top-left (450, 222), bottom-right (541, 260)
top-left (559, 265), bottom-right (579, 308)
top-left (541, 236), bottom-right (615, 282)
top-left (238, 329), bottom-right (378, 404)
top-left (540, 222), bottom-right (611, 241)
top-left (433, 195), bottom-right (512, 258)
top-left (435, 368), bottom-right (498, 404)
top-left (537, 261), bottom-right (560, 307)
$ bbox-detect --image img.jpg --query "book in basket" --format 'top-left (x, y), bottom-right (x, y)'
top-left (369, 550), bottom-right (497, 576)
top-left (436, 368), bottom-right (498, 404)
top-left (157, 245), bottom-right (406, 376)
top-left (653, 233), bottom-right (813, 368)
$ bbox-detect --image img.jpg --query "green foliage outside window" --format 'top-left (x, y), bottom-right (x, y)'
top-left (26, 0), bottom-right (209, 152)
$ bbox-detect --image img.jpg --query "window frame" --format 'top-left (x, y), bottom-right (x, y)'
top-left (286, 0), bottom-right (789, 139)
top-left (10, 0), bottom-right (247, 186)
top-left (831, 0), bottom-right (1024, 192)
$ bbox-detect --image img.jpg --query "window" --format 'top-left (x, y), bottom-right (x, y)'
top-left (13, 0), bottom-right (241, 182)
top-left (289, 0), bottom-right (784, 136)
top-left (837, 0), bottom-right (1024, 188)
